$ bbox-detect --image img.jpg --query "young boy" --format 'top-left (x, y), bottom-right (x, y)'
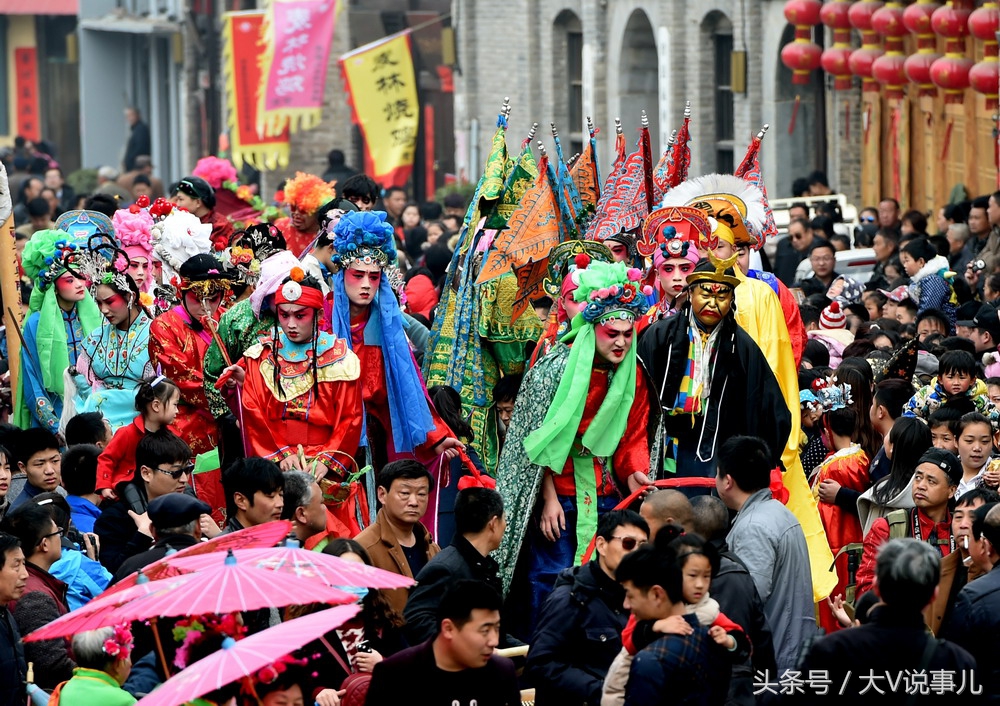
top-left (895, 298), bottom-right (918, 326)
top-left (928, 404), bottom-right (970, 455)
top-left (904, 350), bottom-right (999, 425)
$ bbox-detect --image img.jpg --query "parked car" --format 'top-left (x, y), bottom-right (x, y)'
top-left (793, 247), bottom-right (878, 285)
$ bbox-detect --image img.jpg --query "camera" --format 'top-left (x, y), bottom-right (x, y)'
top-left (972, 259), bottom-right (987, 273)
top-left (357, 640), bottom-right (372, 653)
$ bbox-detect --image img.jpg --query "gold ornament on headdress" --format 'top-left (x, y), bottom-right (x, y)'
top-left (686, 250), bottom-right (741, 289)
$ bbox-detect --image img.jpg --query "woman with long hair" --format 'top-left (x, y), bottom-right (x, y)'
top-left (833, 365), bottom-right (882, 460)
top-left (857, 416), bottom-right (932, 535)
top-left (67, 236), bottom-right (154, 432)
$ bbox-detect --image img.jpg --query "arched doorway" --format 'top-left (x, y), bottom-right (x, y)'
top-left (618, 10), bottom-right (659, 151)
top-left (553, 10), bottom-right (584, 156)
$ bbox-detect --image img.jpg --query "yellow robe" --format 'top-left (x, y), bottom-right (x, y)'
top-left (734, 268), bottom-right (838, 602)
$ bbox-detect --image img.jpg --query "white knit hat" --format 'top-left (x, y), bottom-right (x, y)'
top-left (820, 301), bottom-right (847, 330)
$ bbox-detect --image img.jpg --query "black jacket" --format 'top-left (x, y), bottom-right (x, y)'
top-left (638, 308), bottom-right (791, 471)
top-left (940, 565), bottom-right (1000, 701)
top-left (0, 606), bottom-right (26, 706)
top-left (790, 604), bottom-right (976, 704)
top-left (94, 481), bottom-right (154, 573)
top-left (772, 238), bottom-right (805, 287)
top-left (525, 561), bottom-right (629, 706)
top-left (367, 639), bottom-right (520, 706)
top-left (403, 535), bottom-right (505, 645)
top-left (711, 541), bottom-right (778, 706)
top-left (112, 533), bottom-right (200, 583)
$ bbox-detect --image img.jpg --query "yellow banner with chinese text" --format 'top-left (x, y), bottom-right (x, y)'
top-left (339, 32), bottom-right (419, 188)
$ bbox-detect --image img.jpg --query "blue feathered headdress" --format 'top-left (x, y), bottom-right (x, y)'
top-left (331, 210), bottom-right (397, 269)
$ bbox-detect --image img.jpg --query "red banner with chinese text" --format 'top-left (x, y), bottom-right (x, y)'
top-left (339, 31), bottom-right (419, 189)
top-left (222, 11), bottom-right (290, 169)
top-left (14, 48), bottom-right (40, 142)
top-left (258, 0), bottom-right (339, 135)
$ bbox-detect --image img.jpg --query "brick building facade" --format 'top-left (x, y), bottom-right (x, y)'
top-left (452, 0), bottom-right (864, 206)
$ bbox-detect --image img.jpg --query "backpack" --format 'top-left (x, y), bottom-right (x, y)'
top-left (831, 509), bottom-right (911, 606)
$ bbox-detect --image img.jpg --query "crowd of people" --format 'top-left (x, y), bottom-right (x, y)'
top-left (1, 115), bottom-right (1000, 706)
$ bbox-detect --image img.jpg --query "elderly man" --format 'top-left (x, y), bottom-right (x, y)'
top-left (793, 539), bottom-right (976, 703)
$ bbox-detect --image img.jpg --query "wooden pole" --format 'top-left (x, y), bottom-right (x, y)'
top-left (0, 211), bottom-right (20, 406)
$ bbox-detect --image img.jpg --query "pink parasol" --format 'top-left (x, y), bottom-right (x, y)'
top-left (168, 544), bottom-right (415, 590)
top-left (23, 574), bottom-right (197, 642)
top-left (26, 551), bottom-right (354, 640)
top-left (107, 519), bottom-right (293, 594)
top-left (135, 604), bottom-right (362, 706)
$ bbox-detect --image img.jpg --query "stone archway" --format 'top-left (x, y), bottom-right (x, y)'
top-left (618, 9), bottom-right (659, 151)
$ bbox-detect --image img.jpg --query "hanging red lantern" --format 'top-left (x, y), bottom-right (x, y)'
top-left (903, 0), bottom-right (943, 96)
top-left (781, 0), bottom-right (824, 84)
top-left (872, 2), bottom-right (909, 99)
top-left (849, 1), bottom-right (886, 92)
top-left (969, 1), bottom-right (1000, 109)
top-left (821, 0), bottom-right (855, 89)
top-left (930, 1), bottom-right (975, 103)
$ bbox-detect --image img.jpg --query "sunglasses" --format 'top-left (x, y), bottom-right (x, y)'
top-left (861, 216), bottom-right (876, 223)
top-left (154, 463), bottom-right (195, 480)
top-left (609, 535), bottom-right (647, 551)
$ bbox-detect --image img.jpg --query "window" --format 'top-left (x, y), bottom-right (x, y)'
top-left (714, 29), bottom-right (734, 174)
top-left (568, 28), bottom-right (583, 156)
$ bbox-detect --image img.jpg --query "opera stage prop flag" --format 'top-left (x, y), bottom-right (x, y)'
top-left (222, 11), bottom-right (290, 169)
top-left (339, 31), bottom-right (420, 188)
top-left (258, 0), bottom-right (339, 135)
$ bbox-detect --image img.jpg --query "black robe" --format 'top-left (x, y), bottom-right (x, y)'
top-left (637, 308), bottom-right (791, 472)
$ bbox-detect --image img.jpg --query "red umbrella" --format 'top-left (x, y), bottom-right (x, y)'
top-left (135, 604), bottom-right (362, 706)
top-left (107, 520), bottom-right (293, 594)
top-left (168, 544), bottom-right (415, 590)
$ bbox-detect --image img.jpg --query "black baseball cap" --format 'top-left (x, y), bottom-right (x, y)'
top-left (959, 303), bottom-right (1000, 342)
top-left (148, 493), bottom-right (211, 530)
top-left (916, 448), bottom-right (963, 486)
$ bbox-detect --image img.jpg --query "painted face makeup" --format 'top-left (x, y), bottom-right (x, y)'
top-left (690, 282), bottom-right (734, 330)
top-left (128, 257), bottom-right (149, 290)
top-left (657, 260), bottom-right (695, 302)
top-left (344, 264), bottom-right (382, 309)
top-left (94, 284), bottom-right (132, 326)
top-left (183, 291), bottom-right (224, 321)
top-left (608, 242), bottom-right (630, 262)
top-left (594, 318), bottom-right (635, 364)
top-left (54, 272), bottom-right (88, 303)
top-left (277, 303), bottom-right (317, 343)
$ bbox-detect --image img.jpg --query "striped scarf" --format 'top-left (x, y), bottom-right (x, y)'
top-left (672, 312), bottom-right (721, 416)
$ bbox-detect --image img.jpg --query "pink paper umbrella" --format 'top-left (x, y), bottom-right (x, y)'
top-left (23, 573), bottom-right (197, 642)
top-left (135, 604), bottom-right (362, 706)
top-left (108, 519), bottom-right (293, 595)
top-left (169, 543), bottom-right (416, 590)
top-left (108, 550), bottom-right (357, 622)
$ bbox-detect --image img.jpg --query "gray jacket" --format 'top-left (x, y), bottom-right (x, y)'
top-left (728, 488), bottom-right (818, 673)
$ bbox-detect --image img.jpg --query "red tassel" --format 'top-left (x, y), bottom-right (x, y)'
top-left (788, 95), bottom-right (801, 135)
top-left (940, 119), bottom-right (954, 162)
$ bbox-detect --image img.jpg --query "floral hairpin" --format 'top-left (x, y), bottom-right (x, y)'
top-left (102, 624), bottom-right (134, 661)
top-left (659, 226), bottom-right (691, 259)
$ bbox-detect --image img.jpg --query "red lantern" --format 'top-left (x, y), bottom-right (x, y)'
top-left (781, 0), bottom-right (824, 84)
top-left (872, 2), bottom-right (908, 99)
top-left (930, 1), bottom-right (975, 103)
top-left (849, 1), bottom-right (886, 92)
top-left (821, 0), bottom-right (855, 89)
top-left (903, 0), bottom-right (943, 96)
top-left (969, 1), bottom-right (999, 109)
